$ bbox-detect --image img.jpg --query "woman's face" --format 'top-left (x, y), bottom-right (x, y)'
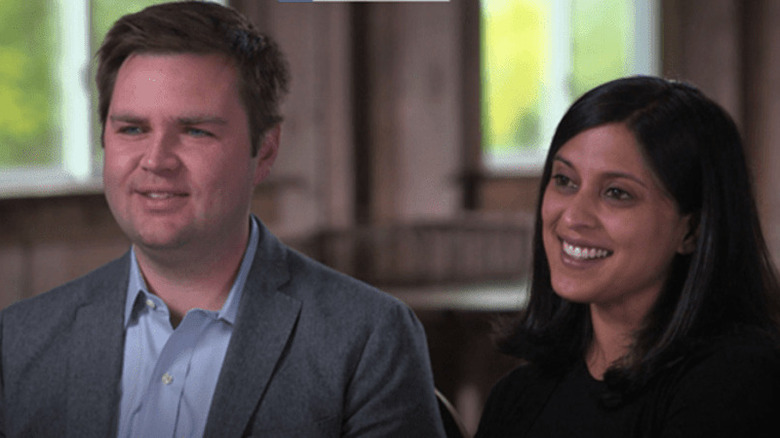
top-left (541, 123), bottom-right (694, 320)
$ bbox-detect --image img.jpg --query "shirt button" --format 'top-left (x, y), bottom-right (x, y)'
top-left (145, 299), bottom-right (156, 309)
top-left (162, 372), bottom-right (174, 385)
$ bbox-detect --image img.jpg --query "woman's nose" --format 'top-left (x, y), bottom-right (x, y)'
top-left (560, 191), bottom-right (598, 229)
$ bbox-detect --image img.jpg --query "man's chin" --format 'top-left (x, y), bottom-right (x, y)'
top-left (130, 231), bottom-right (190, 255)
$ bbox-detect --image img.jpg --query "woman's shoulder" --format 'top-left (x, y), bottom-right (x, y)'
top-left (648, 332), bottom-right (780, 436)
top-left (661, 330), bottom-right (780, 394)
top-left (680, 331), bottom-right (780, 379)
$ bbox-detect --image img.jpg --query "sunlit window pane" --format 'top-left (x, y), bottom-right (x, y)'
top-left (481, 1), bottom-right (550, 160)
top-left (0, 0), bottom-right (224, 197)
top-left (481, 0), bottom-right (658, 173)
top-left (0, 2), bottom-right (59, 169)
top-left (570, 0), bottom-right (632, 98)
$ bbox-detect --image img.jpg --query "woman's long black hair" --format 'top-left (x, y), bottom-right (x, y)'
top-left (500, 76), bottom-right (780, 401)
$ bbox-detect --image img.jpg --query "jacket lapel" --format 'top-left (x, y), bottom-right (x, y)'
top-left (66, 254), bottom-right (129, 438)
top-left (204, 222), bottom-right (302, 438)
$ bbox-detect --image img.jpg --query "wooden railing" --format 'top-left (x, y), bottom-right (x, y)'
top-left (305, 215), bottom-right (534, 288)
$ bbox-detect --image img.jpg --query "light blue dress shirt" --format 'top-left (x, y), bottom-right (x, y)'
top-left (117, 218), bottom-right (259, 438)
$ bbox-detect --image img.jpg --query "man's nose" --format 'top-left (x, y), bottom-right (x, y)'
top-left (141, 130), bottom-right (180, 172)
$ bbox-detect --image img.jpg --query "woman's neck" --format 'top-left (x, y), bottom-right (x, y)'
top-left (586, 304), bottom-right (643, 380)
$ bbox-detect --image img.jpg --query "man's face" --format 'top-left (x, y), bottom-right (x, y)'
top-left (103, 53), bottom-right (276, 258)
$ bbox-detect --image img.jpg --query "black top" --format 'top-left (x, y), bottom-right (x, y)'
top-left (476, 336), bottom-right (780, 438)
top-left (526, 360), bottom-right (635, 437)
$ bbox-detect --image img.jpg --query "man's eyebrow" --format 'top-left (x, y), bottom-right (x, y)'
top-left (109, 114), bottom-right (146, 124)
top-left (107, 114), bottom-right (228, 126)
top-left (178, 116), bottom-right (228, 125)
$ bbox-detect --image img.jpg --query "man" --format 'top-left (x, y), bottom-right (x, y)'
top-left (0, 2), bottom-right (445, 437)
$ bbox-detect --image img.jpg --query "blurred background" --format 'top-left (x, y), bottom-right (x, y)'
top-left (2, 0), bottom-right (779, 433)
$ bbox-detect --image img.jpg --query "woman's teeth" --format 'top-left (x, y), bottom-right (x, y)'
top-left (563, 241), bottom-right (611, 260)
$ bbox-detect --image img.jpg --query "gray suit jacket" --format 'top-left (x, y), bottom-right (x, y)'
top-left (0, 220), bottom-right (445, 437)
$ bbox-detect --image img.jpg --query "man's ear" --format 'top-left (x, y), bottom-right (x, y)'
top-left (678, 214), bottom-right (699, 255)
top-left (253, 124), bottom-right (281, 185)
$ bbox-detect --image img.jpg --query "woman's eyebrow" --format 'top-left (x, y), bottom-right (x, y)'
top-left (552, 155), bottom-right (649, 188)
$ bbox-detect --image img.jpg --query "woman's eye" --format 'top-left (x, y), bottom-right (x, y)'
top-left (552, 174), bottom-right (575, 188)
top-left (605, 187), bottom-right (632, 200)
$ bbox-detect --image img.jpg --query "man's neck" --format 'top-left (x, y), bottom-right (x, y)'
top-left (134, 231), bottom-right (250, 326)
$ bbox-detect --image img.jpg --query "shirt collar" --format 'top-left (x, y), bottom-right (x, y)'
top-left (219, 216), bottom-right (260, 323)
top-left (123, 216), bottom-right (260, 328)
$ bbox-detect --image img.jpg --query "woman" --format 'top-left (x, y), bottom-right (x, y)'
top-left (476, 76), bottom-right (780, 437)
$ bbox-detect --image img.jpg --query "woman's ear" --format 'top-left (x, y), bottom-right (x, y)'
top-left (678, 214), bottom-right (699, 255)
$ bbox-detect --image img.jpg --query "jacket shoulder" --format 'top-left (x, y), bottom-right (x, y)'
top-left (1, 253), bottom-right (130, 329)
top-left (281, 245), bottom-right (411, 313)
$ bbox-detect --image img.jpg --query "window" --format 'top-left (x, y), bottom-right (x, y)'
top-left (0, 0), bottom-right (225, 198)
top-left (481, 0), bottom-right (659, 174)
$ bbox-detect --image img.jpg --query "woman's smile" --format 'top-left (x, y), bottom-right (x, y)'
top-left (561, 239), bottom-right (612, 261)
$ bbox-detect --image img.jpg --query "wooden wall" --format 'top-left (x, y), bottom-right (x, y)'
top-left (12, 0), bottom-right (778, 308)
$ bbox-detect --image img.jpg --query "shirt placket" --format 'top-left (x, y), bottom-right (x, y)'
top-left (137, 311), bottom-right (209, 438)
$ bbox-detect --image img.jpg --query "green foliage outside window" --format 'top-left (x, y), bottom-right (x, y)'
top-left (0, 1), bottom-right (58, 168)
top-left (570, 0), bottom-right (632, 99)
top-left (482, 0), bottom-right (634, 161)
top-left (0, 0), bottom-right (192, 173)
top-left (481, 0), bottom-right (549, 156)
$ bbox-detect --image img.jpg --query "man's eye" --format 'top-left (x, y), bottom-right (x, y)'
top-left (186, 128), bottom-right (212, 137)
top-left (118, 126), bottom-right (143, 135)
